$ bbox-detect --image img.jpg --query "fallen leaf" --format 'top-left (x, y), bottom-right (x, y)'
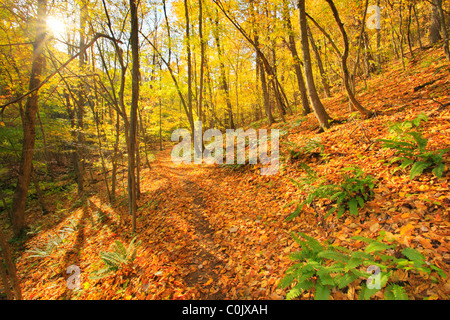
top-left (369, 223), bottom-right (380, 233)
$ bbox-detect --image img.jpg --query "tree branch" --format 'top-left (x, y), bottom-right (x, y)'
top-left (0, 33), bottom-right (117, 114)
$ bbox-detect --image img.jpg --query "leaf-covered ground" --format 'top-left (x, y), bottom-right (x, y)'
top-left (5, 46), bottom-right (450, 300)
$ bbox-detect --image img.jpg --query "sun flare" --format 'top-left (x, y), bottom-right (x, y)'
top-left (46, 16), bottom-right (66, 38)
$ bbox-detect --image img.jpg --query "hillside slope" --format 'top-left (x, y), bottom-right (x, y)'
top-left (5, 46), bottom-right (449, 300)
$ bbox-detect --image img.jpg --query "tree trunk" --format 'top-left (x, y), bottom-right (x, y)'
top-left (377, 0), bottom-right (382, 71)
top-left (213, 12), bottom-right (235, 129)
top-left (407, 4), bottom-right (414, 57)
top-left (398, 2), bottom-right (407, 70)
top-left (298, 0), bottom-right (332, 130)
top-left (129, 0), bottom-right (139, 233)
top-left (31, 167), bottom-right (49, 215)
top-left (325, 0), bottom-right (373, 117)
top-left (413, 3), bottom-right (423, 50)
top-left (11, 0), bottom-right (47, 237)
top-left (429, 0), bottom-right (442, 44)
top-left (0, 225), bottom-right (22, 299)
top-left (250, 0), bottom-right (275, 125)
top-left (92, 106), bottom-right (112, 203)
top-left (111, 112), bottom-right (120, 201)
top-left (307, 24), bottom-right (331, 98)
top-left (198, 0), bottom-right (205, 124)
top-left (435, 0), bottom-right (450, 60)
top-left (184, 0), bottom-right (196, 142)
top-left (76, 0), bottom-right (87, 195)
top-left (258, 53), bottom-right (274, 125)
top-left (216, 0), bottom-right (287, 124)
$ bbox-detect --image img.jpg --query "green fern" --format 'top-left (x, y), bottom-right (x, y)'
top-left (285, 137), bottom-right (325, 162)
top-left (281, 232), bottom-right (447, 300)
top-left (91, 236), bottom-right (141, 278)
top-left (280, 233), bottom-right (357, 300)
top-left (378, 114), bottom-right (448, 179)
top-left (384, 284), bottom-right (409, 300)
top-left (287, 165), bottom-right (375, 221)
top-left (27, 234), bottom-right (64, 259)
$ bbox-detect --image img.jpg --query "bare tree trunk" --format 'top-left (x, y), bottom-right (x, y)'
top-left (139, 109), bottom-right (152, 167)
top-left (429, 0), bottom-right (442, 45)
top-left (111, 112), bottom-right (120, 201)
top-left (0, 225), bottom-right (22, 299)
top-left (213, 11), bottom-right (235, 129)
top-left (270, 39), bottom-right (288, 119)
top-left (11, 0), bottom-right (47, 237)
top-left (298, 0), bottom-right (332, 130)
top-left (250, 0), bottom-right (275, 125)
top-left (129, 0), bottom-right (140, 233)
top-left (413, 2), bottom-right (423, 50)
top-left (398, 1), bottom-right (407, 70)
top-left (198, 0), bottom-right (205, 124)
top-left (36, 109), bottom-right (53, 181)
top-left (92, 105), bottom-right (112, 203)
top-left (31, 167), bottom-right (49, 215)
top-left (136, 118), bottom-right (141, 201)
top-left (184, 0), bottom-right (196, 141)
top-left (76, 0), bottom-right (87, 195)
top-left (325, 0), bottom-right (373, 117)
top-left (435, 0), bottom-right (450, 60)
top-left (307, 24), bottom-right (331, 98)
top-left (377, 0), bottom-right (382, 71)
top-left (407, 4), bottom-right (414, 57)
top-left (16, 99), bottom-right (49, 216)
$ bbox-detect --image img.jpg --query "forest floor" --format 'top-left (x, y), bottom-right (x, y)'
top-left (3, 45), bottom-right (450, 300)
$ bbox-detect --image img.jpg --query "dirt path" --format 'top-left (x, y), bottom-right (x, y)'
top-left (131, 147), bottom-right (294, 299)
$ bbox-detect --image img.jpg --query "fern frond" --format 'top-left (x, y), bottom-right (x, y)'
top-left (384, 284), bottom-right (408, 300)
top-left (318, 250), bottom-right (349, 263)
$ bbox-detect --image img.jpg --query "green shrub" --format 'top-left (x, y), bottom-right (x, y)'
top-left (27, 234), bottom-right (65, 258)
top-left (378, 113), bottom-right (449, 179)
top-left (280, 232), bottom-right (446, 300)
top-left (285, 137), bottom-right (325, 162)
top-left (91, 237), bottom-right (141, 279)
top-left (287, 165), bottom-right (375, 221)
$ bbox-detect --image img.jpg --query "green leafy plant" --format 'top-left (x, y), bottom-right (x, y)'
top-left (26, 223), bottom-right (43, 236)
top-left (378, 113), bottom-right (449, 179)
top-left (27, 234), bottom-right (65, 258)
top-left (287, 165), bottom-right (375, 221)
top-left (280, 232), bottom-right (382, 300)
top-left (290, 117), bottom-right (307, 128)
top-left (285, 137), bottom-right (325, 162)
top-left (91, 236), bottom-right (141, 278)
top-left (280, 232), bottom-right (446, 300)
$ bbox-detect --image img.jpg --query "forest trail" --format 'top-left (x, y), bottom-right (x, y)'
top-left (146, 149), bottom-right (229, 299)
top-left (131, 147), bottom-right (294, 300)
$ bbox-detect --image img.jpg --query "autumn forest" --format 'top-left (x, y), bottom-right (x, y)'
top-left (0, 0), bottom-right (449, 302)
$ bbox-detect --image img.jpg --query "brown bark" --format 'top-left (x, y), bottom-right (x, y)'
top-left (250, 0), bottom-right (275, 125)
top-left (325, 0), bottom-right (373, 117)
top-left (213, 11), bottom-right (235, 129)
top-left (198, 0), bottom-right (205, 124)
top-left (429, 0), bottom-right (442, 44)
top-left (298, 0), bottom-right (332, 130)
top-left (434, 0), bottom-right (450, 60)
top-left (0, 225), bottom-right (22, 299)
top-left (76, 0), bottom-right (87, 195)
top-left (307, 24), bottom-right (331, 98)
top-left (129, 0), bottom-right (139, 233)
top-left (184, 0), bottom-right (196, 140)
top-left (11, 0), bottom-right (47, 237)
